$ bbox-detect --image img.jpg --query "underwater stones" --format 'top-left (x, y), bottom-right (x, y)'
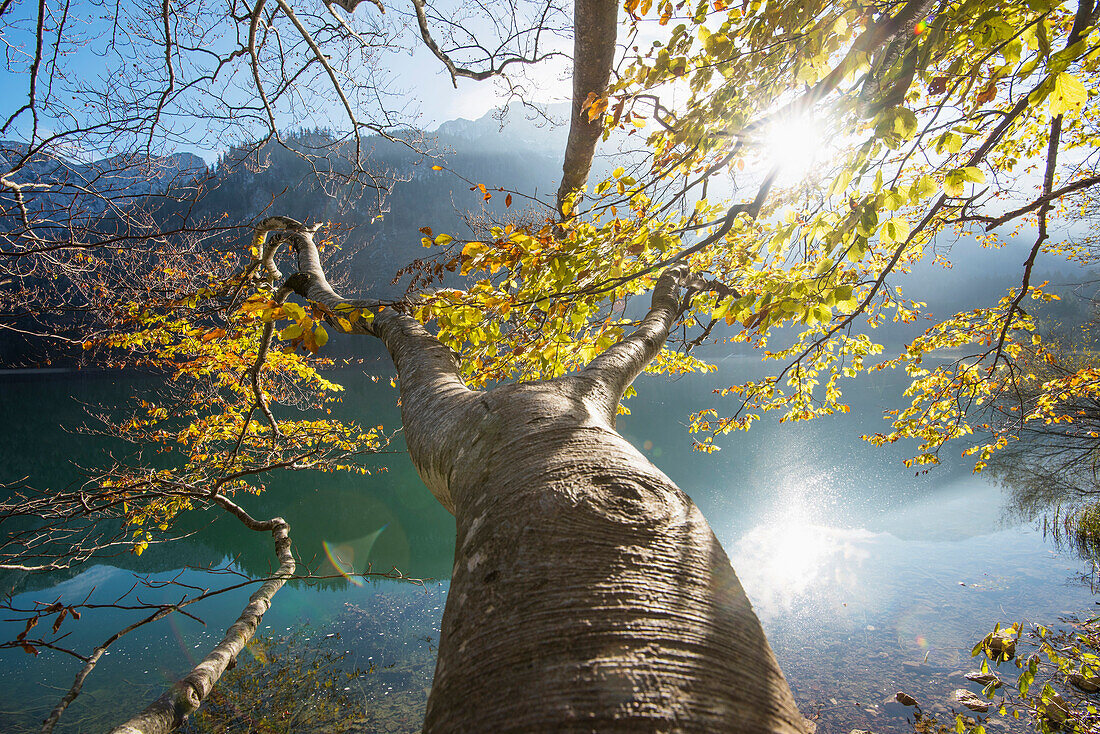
top-left (894, 691), bottom-right (919, 707)
top-left (986, 632), bottom-right (1016, 660)
top-left (964, 672), bottom-right (1002, 688)
top-left (952, 689), bottom-right (990, 713)
top-left (1069, 670), bottom-right (1100, 693)
top-left (1039, 692), bottom-right (1069, 725)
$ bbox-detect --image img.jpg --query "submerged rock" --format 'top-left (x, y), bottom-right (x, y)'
top-left (964, 672), bottom-right (1003, 688)
top-left (1039, 692), bottom-right (1069, 724)
top-left (1069, 670), bottom-right (1100, 693)
top-left (987, 632), bottom-right (1016, 660)
top-left (895, 691), bottom-right (919, 707)
top-left (952, 689), bottom-right (990, 713)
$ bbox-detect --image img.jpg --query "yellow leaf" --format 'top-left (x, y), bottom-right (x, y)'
top-left (462, 241), bottom-right (488, 259)
top-left (1050, 73), bottom-right (1087, 116)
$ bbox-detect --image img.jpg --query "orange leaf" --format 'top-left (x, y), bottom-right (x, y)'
top-left (201, 328), bottom-right (226, 342)
top-left (505, 194), bottom-right (512, 207)
top-left (975, 80), bottom-right (997, 104)
top-left (52, 608), bottom-right (69, 634)
top-left (17, 617), bottom-right (37, 642)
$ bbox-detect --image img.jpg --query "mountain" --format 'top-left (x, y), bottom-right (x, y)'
top-left (183, 106), bottom-right (570, 301)
top-left (433, 102), bottom-right (571, 152)
top-left (0, 140), bottom-right (206, 219)
top-left (0, 106), bottom-right (572, 364)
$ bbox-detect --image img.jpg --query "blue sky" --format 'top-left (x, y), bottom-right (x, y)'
top-left (0, 0), bottom-right (573, 160)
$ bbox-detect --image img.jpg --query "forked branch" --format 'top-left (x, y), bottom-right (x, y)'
top-left (252, 217), bottom-right (469, 394)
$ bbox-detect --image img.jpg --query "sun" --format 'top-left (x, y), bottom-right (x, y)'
top-left (759, 112), bottom-right (825, 183)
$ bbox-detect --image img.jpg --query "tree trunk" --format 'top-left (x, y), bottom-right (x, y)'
top-left (414, 378), bottom-right (805, 732)
top-left (556, 0), bottom-right (619, 214)
top-left (273, 224), bottom-right (808, 733)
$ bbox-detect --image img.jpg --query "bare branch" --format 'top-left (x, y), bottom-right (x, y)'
top-left (107, 505), bottom-right (295, 734)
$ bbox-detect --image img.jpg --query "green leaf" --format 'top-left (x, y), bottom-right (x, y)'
top-left (912, 175), bottom-right (939, 202)
top-left (944, 170), bottom-right (966, 197)
top-left (434, 233), bottom-right (454, 246)
top-left (1018, 669), bottom-right (1033, 696)
top-left (314, 325), bottom-right (328, 347)
top-left (1037, 18), bottom-right (1051, 59)
top-left (935, 132), bottom-right (963, 155)
top-left (892, 108), bottom-right (918, 139)
top-left (280, 324), bottom-right (303, 340)
top-left (829, 169), bottom-right (853, 196)
top-left (882, 188), bottom-right (907, 211)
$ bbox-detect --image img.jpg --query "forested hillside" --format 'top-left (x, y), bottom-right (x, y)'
top-left (0, 105), bottom-right (569, 364)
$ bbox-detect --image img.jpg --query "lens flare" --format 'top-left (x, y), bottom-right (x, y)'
top-left (321, 523), bottom-right (390, 586)
top-left (323, 540), bottom-right (364, 586)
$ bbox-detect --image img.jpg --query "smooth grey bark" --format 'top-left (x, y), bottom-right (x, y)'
top-left (556, 0), bottom-right (618, 214)
top-left (263, 223), bottom-right (807, 732)
top-left (418, 380), bottom-right (806, 732)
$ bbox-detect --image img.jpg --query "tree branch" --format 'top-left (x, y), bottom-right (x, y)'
top-left (956, 175), bottom-right (1100, 230)
top-left (580, 264), bottom-right (704, 418)
top-left (107, 502), bottom-right (294, 734)
top-left (409, 0), bottom-right (562, 87)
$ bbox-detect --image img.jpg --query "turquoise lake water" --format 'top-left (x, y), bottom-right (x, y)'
top-left (0, 361), bottom-right (1094, 732)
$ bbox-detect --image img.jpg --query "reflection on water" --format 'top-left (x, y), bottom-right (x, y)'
top-left (2, 362), bottom-right (1100, 733)
top-left (733, 518), bottom-right (876, 620)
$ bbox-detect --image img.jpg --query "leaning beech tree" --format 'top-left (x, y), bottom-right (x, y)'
top-left (4, 0), bottom-right (1100, 730)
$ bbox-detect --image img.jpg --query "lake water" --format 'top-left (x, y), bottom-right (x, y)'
top-left (0, 361), bottom-right (1094, 733)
